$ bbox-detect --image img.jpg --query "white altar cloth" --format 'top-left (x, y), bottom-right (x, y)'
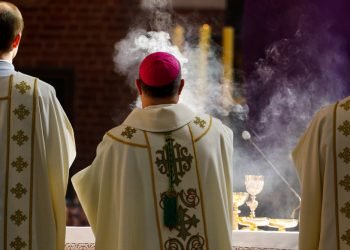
top-left (65, 227), bottom-right (298, 250)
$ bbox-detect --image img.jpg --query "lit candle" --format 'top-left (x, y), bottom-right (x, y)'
top-left (172, 25), bottom-right (185, 51)
top-left (199, 24), bottom-right (211, 87)
top-left (222, 26), bottom-right (235, 104)
top-left (222, 26), bottom-right (234, 82)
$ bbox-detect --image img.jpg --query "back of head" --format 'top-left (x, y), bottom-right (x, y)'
top-left (138, 52), bottom-right (182, 98)
top-left (0, 1), bottom-right (23, 53)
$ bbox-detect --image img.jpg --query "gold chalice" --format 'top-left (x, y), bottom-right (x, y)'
top-left (245, 175), bottom-right (264, 218)
top-left (268, 218), bottom-right (298, 232)
top-left (232, 192), bottom-right (249, 230)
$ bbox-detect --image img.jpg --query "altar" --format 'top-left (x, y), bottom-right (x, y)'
top-left (65, 227), bottom-right (298, 250)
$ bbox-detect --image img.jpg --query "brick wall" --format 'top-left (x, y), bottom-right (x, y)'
top-left (12, 0), bottom-right (225, 190)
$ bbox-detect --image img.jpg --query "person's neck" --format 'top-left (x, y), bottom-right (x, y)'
top-left (0, 52), bottom-right (13, 62)
top-left (141, 96), bottom-right (178, 108)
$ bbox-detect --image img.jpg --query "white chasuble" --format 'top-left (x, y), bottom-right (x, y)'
top-left (72, 104), bottom-right (233, 250)
top-left (335, 97), bottom-right (350, 249)
top-left (0, 72), bottom-right (76, 250)
top-left (293, 96), bottom-right (350, 250)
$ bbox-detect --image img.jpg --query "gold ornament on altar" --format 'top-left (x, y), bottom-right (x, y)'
top-left (232, 192), bottom-right (249, 230)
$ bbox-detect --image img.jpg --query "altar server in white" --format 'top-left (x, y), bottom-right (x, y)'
top-left (72, 52), bottom-right (233, 250)
top-left (0, 2), bottom-right (76, 250)
top-left (293, 96), bottom-right (350, 250)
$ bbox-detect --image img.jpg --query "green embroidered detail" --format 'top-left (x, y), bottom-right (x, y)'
top-left (11, 130), bottom-right (28, 146)
top-left (15, 81), bottom-right (31, 95)
top-left (9, 236), bottom-right (27, 250)
top-left (340, 202), bottom-right (350, 218)
top-left (193, 117), bottom-right (206, 128)
top-left (10, 183), bottom-right (27, 199)
top-left (176, 205), bottom-right (200, 241)
top-left (340, 175), bottom-right (350, 192)
top-left (10, 210), bottom-right (27, 226)
top-left (121, 126), bottom-right (137, 139)
top-left (13, 104), bottom-right (30, 120)
top-left (341, 229), bottom-right (350, 246)
top-left (11, 156), bottom-right (28, 173)
top-left (339, 147), bottom-right (350, 164)
top-left (155, 139), bottom-right (193, 186)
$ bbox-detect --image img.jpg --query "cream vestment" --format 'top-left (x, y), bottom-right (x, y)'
top-left (0, 71), bottom-right (76, 250)
top-left (293, 96), bottom-right (350, 250)
top-left (72, 103), bottom-right (233, 250)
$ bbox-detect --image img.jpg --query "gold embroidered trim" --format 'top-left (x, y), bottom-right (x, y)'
top-left (194, 116), bottom-right (212, 142)
top-left (194, 116), bottom-right (207, 128)
top-left (340, 100), bottom-right (350, 111)
top-left (10, 210), bottom-right (27, 226)
top-left (28, 78), bottom-right (37, 249)
top-left (333, 100), bottom-right (341, 250)
top-left (121, 126), bottom-right (137, 139)
top-left (4, 75), bottom-right (13, 249)
top-left (10, 183), bottom-right (27, 199)
top-left (107, 132), bottom-right (147, 148)
top-left (15, 81), bottom-right (31, 94)
top-left (339, 147), bottom-right (350, 164)
top-left (13, 104), bottom-right (30, 120)
top-left (144, 131), bottom-right (164, 250)
top-left (188, 125), bottom-right (209, 249)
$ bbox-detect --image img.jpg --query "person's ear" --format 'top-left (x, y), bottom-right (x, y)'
top-left (177, 79), bottom-right (185, 95)
top-left (135, 79), bottom-right (143, 95)
top-left (12, 33), bottom-right (21, 49)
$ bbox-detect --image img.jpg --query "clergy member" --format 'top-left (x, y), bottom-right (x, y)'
top-left (72, 52), bottom-right (233, 250)
top-left (0, 2), bottom-right (76, 250)
top-left (293, 96), bottom-right (350, 250)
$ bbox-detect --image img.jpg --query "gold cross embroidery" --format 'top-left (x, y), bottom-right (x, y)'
top-left (121, 126), bottom-right (137, 139)
top-left (341, 229), bottom-right (350, 246)
top-left (9, 236), bottom-right (27, 250)
top-left (10, 210), bottom-right (27, 226)
top-left (339, 147), bottom-right (350, 164)
top-left (13, 104), bottom-right (30, 120)
top-left (11, 156), bottom-right (28, 173)
top-left (12, 130), bottom-right (28, 146)
top-left (15, 81), bottom-right (31, 95)
top-left (10, 183), bottom-right (27, 199)
top-left (194, 117), bottom-right (206, 128)
top-left (340, 100), bottom-right (350, 111)
top-left (340, 175), bottom-right (350, 192)
top-left (340, 202), bottom-right (350, 218)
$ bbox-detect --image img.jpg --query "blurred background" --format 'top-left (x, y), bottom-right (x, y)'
top-left (12, 0), bottom-right (350, 227)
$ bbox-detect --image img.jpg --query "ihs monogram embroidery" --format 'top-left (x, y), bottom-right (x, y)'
top-left (121, 126), bottom-right (137, 139)
top-left (13, 104), bottom-right (30, 120)
top-left (10, 183), bottom-right (27, 199)
top-left (10, 210), bottom-right (27, 226)
top-left (194, 117), bottom-right (206, 128)
top-left (11, 130), bottom-right (28, 146)
top-left (155, 138), bottom-right (193, 186)
top-left (15, 81), bottom-right (31, 94)
top-left (340, 175), bottom-right (350, 192)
